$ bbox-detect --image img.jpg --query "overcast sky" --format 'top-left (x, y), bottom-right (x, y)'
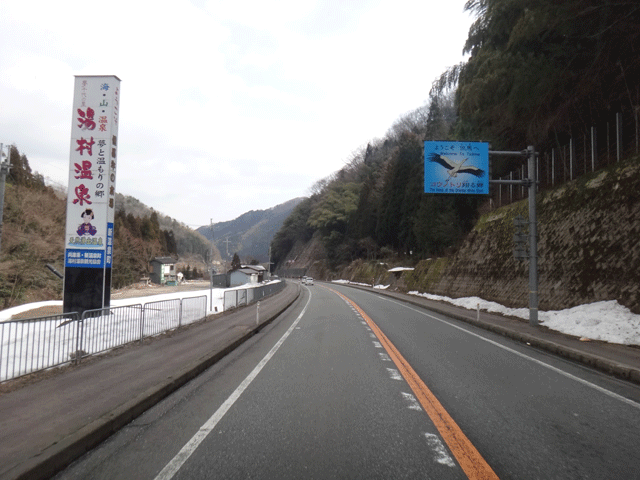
top-left (1, 0), bottom-right (474, 228)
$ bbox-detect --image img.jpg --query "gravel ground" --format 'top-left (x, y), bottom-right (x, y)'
top-left (10, 281), bottom-right (212, 320)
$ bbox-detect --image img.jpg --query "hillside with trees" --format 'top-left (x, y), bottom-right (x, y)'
top-left (271, 0), bottom-right (640, 274)
top-left (0, 146), bottom-right (217, 308)
top-left (197, 197), bottom-right (305, 264)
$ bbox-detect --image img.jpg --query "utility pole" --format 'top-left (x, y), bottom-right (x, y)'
top-left (0, 144), bottom-right (12, 254)
top-left (209, 219), bottom-right (214, 267)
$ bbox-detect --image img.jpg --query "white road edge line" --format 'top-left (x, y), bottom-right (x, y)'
top-left (154, 290), bottom-right (313, 480)
top-left (375, 294), bottom-right (640, 411)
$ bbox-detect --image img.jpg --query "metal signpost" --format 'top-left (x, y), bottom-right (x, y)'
top-left (424, 142), bottom-right (539, 327)
top-left (487, 146), bottom-right (538, 326)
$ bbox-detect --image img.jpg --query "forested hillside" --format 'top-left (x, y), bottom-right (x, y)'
top-left (271, 0), bottom-right (640, 273)
top-left (0, 146), bottom-right (215, 308)
top-left (197, 197), bottom-right (304, 264)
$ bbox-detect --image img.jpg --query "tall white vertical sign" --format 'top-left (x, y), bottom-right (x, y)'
top-left (64, 76), bottom-right (120, 313)
top-left (65, 75), bottom-right (120, 271)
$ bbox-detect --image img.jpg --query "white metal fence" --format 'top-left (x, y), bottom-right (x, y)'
top-left (0, 312), bottom-right (80, 383)
top-left (1, 281), bottom-right (288, 383)
top-left (223, 281), bottom-right (286, 311)
top-left (0, 296), bottom-right (207, 382)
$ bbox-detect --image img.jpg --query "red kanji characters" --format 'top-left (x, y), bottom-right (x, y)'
top-left (74, 160), bottom-right (93, 180)
top-left (76, 137), bottom-right (95, 156)
top-left (77, 107), bottom-right (96, 130)
top-left (73, 184), bottom-right (92, 205)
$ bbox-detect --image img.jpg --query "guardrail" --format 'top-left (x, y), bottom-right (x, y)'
top-left (223, 281), bottom-right (285, 311)
top-left (0, 296), bottom-right (207, 383)
top-left (0, 312), bottom-right (81, 383)
top-left (1, 281), bottom-right (286, 383)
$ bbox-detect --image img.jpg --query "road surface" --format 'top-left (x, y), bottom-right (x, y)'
top-left (55, 282), bottom-right (640, 479)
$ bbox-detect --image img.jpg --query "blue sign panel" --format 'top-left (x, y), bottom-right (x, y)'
top-left (424, 141), bottom-right (489, 195)
top-left (65, 248), bottom-right (105, 268)
top-left (65, 222), bottom-right (113, 268)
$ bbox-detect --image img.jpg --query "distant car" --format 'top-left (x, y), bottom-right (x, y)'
top-left (306, 277), bottom-right (314, 285)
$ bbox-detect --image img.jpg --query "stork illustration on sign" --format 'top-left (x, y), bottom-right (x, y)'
top-left (428, 153), bottom-right (485, 186)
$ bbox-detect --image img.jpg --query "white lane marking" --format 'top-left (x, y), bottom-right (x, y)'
top-left (369, 333), bottom-right (376, 338)
top-left (424, 433), bottom-right (457, 467)
top-left (372, 341), bottom-right (382, 348)
top-left (154, 291), bottom-right (313, 480)
top-left (376, 295), bottom-right (640, 411)
top-left (386, 368), bottom-right (402, 381)
top-left (361, 321), bottom-right (367, 325)
top-left (379, 352), bottom-right (392, 361)
top-left (401, 391), bottom-right (422, 411)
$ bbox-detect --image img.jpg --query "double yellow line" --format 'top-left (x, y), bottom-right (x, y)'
top-left (333, 288), bottom-right (499, 480)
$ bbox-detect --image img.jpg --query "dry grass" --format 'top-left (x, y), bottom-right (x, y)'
top-left (0, 184), bottom-right (65, 308)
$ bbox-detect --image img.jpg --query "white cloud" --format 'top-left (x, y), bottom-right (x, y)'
top-left (0, 0), bottom-right (473, 226)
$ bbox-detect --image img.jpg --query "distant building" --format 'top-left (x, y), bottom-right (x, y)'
top-left (150, 257), bottom-right (178, 285)
top-left (229, 264), bottom-right (267, 287)
top-left (210, 273), bottom-right (229, 288)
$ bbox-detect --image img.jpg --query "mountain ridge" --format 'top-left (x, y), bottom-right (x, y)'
top-left (197, 197), bottom-right (306, 263)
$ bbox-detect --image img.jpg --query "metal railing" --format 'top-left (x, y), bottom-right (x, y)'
top-left (0, 296), bottom-right (207, 382)
top-left (223, 281), bottom-right (285, 311)
top-left (0, 312), bottom-right (80, 382)
top-left (1, 281), bottom-right (286, 383)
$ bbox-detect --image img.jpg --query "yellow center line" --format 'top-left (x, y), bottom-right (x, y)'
top-left (330, 287), bottom-right (499, 480)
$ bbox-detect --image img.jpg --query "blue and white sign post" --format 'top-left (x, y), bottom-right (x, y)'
top-left (424, 141), bottom-right (489, 195)
top-left (423, 141), bottom-right (539, 326)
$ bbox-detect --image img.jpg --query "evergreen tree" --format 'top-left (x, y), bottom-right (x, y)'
top-left (455, 0), bottom-right (640, 149)
top-left (164, 230), bottom-right (178, 255)
top-left (231, 253), bottom-right (241, 271)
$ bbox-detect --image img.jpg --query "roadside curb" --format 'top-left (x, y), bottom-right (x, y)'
top-left (12, 284), bottom-right (301, 480)
top-left (337, 283), bottom-right (640, 386)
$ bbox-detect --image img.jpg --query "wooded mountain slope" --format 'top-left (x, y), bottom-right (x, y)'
top-left (197, 197), bottom-right (304, 264)
top-left (271, 0), bottom-right (640, 274)
top-left (334, 155), bottom-right (640, 314)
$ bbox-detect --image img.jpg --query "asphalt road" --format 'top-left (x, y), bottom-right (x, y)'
top-left (55, 282), bottom-right (640, 479)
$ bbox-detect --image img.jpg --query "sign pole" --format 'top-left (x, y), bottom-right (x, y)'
top-left (488, 147), bottom-right (539, 326)
top-left (527, 146), bottom-right (539, 326)
top-left (423, 142), bottom-right (539, 327)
